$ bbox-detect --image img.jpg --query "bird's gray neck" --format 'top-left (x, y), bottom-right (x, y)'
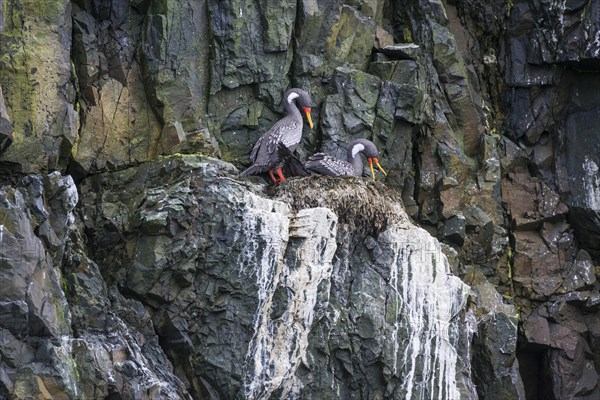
top-left (283, 97), bottom-right (302, 120)
top-left (347, 146), bottom-right (365, 176)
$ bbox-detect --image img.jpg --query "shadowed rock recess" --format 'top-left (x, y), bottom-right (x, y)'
top-left (0, 0), bottom-right (600, 399)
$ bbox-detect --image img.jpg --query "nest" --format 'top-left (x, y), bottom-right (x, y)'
top-left (269, 176), bottom-right (406, 237)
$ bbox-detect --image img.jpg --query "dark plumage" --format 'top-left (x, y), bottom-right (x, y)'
top-left (277, 143), bottom-right (311, 177)
top-left (305, 139), bottom-right (387, 180)
top-left (240, 88), bottom-right (313, 183)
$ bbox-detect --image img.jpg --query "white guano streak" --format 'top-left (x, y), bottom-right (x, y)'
top-left (583, 156), bottom-right (600, 211)
top-left (270, 208), bottom-right (336, 398)
top-left (383, 225), bottom-right (469, 400)
top-left (241, 204), bottom-right (336, 399)
top-left (240, 193), bottom-right (290, 400)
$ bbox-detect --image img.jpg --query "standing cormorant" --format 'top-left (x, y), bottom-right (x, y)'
top-left (240, 88), bottom-right (314, 183)
top-left (305, 138), bottom-right (387, 180)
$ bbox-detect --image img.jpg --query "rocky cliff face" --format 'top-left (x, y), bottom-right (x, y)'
top-left (0, 0), bottom-right (599, 399)
top-left (1, 157), bottom-right (477, 399)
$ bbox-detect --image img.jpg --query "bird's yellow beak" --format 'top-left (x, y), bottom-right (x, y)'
top-left (373, 157), bottom-right (387, 176)
top-left (368, 158), bottom-right (376, 180)
top-left (368, 158), bottom-right (387, 180)
top-left (303, 107), bottom-right (313, 129)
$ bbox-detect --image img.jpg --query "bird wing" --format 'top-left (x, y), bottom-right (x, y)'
top-left (305, 153), bottom-right (355, 176)
top-left (249, 133), bottom-right (266, 162)
top-left (249, 119), bottom-right (301, 166)
top-left (277, 143), bottom-right (311, 177)
top-left (278, 120), bottom-right (302, 149)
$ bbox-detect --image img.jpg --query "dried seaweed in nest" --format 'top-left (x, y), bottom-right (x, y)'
top-left (268, 176), bottom-right (407, 237)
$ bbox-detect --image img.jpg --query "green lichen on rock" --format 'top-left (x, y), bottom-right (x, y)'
top-left (207, 0), bottom-right (294, 95)
top-left (0, 0), bottom-right (76, 173)
top-left (141, 0), bottom-right (210, 133)
top-left (295, 3), bottom-right (377, 80)
top-left (260, 0), bottom-right (297, 51)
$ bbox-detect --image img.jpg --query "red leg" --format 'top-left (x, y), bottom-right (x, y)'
top-left (268, 169), bottom-right (278, 183)
top-left (275, 167), bottom-right (286, 182)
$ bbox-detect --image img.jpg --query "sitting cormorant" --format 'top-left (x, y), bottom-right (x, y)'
top-left (305, 139), bottom-right (387, 180)
top-left (240, 88), bottom-right (314, 183)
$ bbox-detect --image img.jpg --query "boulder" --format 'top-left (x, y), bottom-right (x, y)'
top-left (443, 214), bottom-right (466, 246)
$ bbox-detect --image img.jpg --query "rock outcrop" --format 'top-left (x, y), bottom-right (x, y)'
top-left (1, 156), bottom-right (479, 399)
top-left (451, 0), bottom-right (600, 397)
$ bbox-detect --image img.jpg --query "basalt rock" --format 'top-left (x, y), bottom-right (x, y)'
top-left (466, 270), bottom-right (525, 400)
top-left (0, 0), bottom-right (600, 398)
top-left (453, 0), bottom-right (600, 396)
top-left (76, 155), bottom-right (476, 399)
top-left (0, 171), bottom-right (189, 399)
top-left (140, 1), bottom-right (210, 133)
top-left (70, 2), bottom-right (162, 175)
top-left (520, 300), bottom-right (600, 399)
top-left (0, 1), bottom-right (76, 174)
top-left (0, 86), bottom-right (12, 156)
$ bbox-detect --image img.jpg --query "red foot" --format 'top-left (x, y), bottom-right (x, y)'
top-left (275, 167), bottom-right (286, 182)
top-left (268, 169), bottom-right (279, 183)
top-left (267, 168), bottom-right (287, 184)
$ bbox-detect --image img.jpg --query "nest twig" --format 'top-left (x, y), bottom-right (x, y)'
top-left (269, 176), bottom-right (406, 237)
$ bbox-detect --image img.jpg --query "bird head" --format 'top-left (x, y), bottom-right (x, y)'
top-left (285, 88), bottom-right (314, 129)
top-left (349, 139), bottom-right (387, 180)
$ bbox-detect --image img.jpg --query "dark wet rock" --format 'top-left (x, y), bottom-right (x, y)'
top-left (207, 0), bottom-right (295, 94)
top-left (511, 223), bottom-right (576, 299)
top-left (563, 250), bottom-right (597, 292)
top-left (466, 270), bottom-right (526, 400)
top-left (431, 16), bottom-right (486, 158)
top-left (464, 205), bottom-right (494, 235)
top-left (0, 173), bottom-right (190, 400)
top-left (1, 0), bottom-right (600, 397)
top-left (0, 181), bottom-right (71, 339)
top-left (523, 309), bottom-right (552, 349)
top-left (521, 300), bottom-right (600, 399)
top-left (295, 3), bottom-right (377, 82)
top-left (444, 214), bottom-right (466, 246)
top-left (501, 168), bottom-right (568, 230)
top-left (557, 72), bottom-right (600, 259)
top-left (319, 68), bottom-right (382, 159)
top-left (499, 137), bottom-right (529, 174)
top-left (39, 172), bottom-right (79, 263)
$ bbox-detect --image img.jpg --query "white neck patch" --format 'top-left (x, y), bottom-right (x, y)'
top-left (287, 92), bottom-right (299, 103)
top-left (351, 143), bottom-right (365, 158)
